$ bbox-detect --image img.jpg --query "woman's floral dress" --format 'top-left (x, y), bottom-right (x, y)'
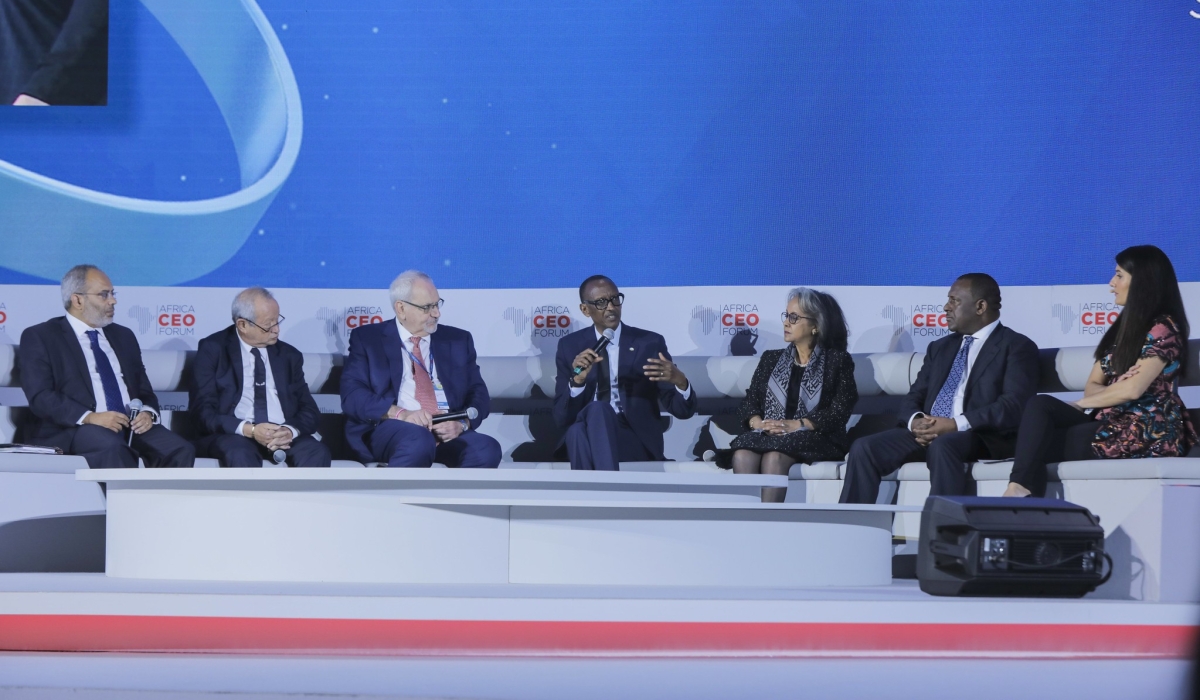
top-left (1092, 315), bottom-right (1197, 458)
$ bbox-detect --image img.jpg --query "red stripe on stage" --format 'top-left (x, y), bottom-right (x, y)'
top-left (0, 615), bottom-right (1194, 658)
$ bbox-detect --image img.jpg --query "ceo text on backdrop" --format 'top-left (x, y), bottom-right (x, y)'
top-left (553, 275), bottom-right (698, 470)
top-left (190, 287), bottom-right (331, 469)
top-left (839, 273), bottom-right (1040, 503)
top-left (340, 270), bottom-right (501, 469)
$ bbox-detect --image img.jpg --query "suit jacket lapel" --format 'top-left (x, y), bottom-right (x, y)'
top-left (963, 324), bottom-right (1004, 403)
top-left (226, 328), bottom-right (245, 396)
top-left (617, 326), bottom-right (637, 380)
top-left (267, 342), bottom-right (292, 418)
top-left (382, 320), bottom-right (407, 399)
top-left (106, 325), bottom-right (146, 400)
top-left (59, 317), bottom-right (95, 404)
top-left (430, 332), bottom-right (454, 407)
top-left (925, 335), bottom-right (960, 412)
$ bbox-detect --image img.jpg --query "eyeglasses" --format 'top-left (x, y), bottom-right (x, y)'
top-left (583, 294), bottom-right (625, 310)
top-left (781, 312), bottom-right (815, 325)
top-left (79, 290), bottom-right (117, 301)
top-left (241, 315), bottom-right (285, 333)
top-left (400, 298), bottom-right (445, 314)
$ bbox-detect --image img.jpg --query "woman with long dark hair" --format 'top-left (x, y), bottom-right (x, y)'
top-left (730, 288), bottom-right (858, 502)
top-left (1003, 245), bottom-right (1196, 497)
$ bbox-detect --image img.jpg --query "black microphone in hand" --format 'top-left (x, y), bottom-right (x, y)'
top-left (126, 399), bottom-right (143, 446)
top-left (573, 328), bottom-right (616, 375)
top-left (431, 407), bottom-right (479, 425)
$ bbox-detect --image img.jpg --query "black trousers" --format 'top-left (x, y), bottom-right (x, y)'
top-left (70, 423), bottom-right (195, 470)
top-left (1009, 394), bottom-right (1099, 497)
top-left (564, 402), bottom-right (654, 471)
top-left (198, 433), bottom-right (332, 468)
top-left (839, 427), bottom-right (991, 504)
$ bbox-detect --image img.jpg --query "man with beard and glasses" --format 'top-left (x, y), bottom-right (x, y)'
top-left (18, 264), bottom-right (195, 469)
top-left (553, 275), bottom-right (698, 470)
top-left (340, 270), bottom-right (501, 469)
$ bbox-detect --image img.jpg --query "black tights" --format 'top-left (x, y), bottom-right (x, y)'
top-left (1010, 394), bottom-right (1099, 497)
top-left (732, 450), bottom-right (794, 503)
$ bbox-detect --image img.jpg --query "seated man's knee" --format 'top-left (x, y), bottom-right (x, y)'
top-left (391, 429), bottom-right (437, 466)
top-left (479, 435), bottom-right (502, 467)
top-left (926, 434), bottom-right (967, 462)
top-left (579, 400), bottom-right (615, 421)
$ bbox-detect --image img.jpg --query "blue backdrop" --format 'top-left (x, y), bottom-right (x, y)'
top-left (1, 0), bottom-right (1197, 289)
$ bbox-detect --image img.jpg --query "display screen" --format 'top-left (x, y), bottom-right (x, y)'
top-left (1, 0), bottom-right (1197, 289)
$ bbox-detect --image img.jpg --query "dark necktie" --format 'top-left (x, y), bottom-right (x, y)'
top-left (85, 330), bottom-right (125, 413)
top-left (931, 335), bottom-right (975, 418)
top-left (596, 344), bottom-right (612, 404)
top-left (251, 347), bottom-right (269, 424)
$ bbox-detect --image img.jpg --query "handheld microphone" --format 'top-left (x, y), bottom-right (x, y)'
top-left (431, 407), bottom-right (479, 425)
top-left (272, 449), bottom-right (287, 464)
top-left (573, 328), bottom-right (616, 375)
top-left (126, 399), bottom-right (143, 446)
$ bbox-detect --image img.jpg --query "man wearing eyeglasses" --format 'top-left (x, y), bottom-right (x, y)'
top-left (553, 275), bottom-right (698, 470)
top-left (189, 287), bottom-right (331, 468)
top-left (17, 264), bottom-right (195, 469)
top-left (341, 270), bottom-right (501, 469)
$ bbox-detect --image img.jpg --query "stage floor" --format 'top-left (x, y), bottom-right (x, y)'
top-left (0, 573), bottom-right (1193, 699)
top-left (0, 574), bottom-right (1194, 659)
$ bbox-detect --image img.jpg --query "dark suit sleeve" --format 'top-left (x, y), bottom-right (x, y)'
top-left (458, 332), bottom-right (489, 430)
top-left (339, 328), bottom-right (394, 424)
top-left (18, 326), bottom-right (90, 427)
top-left (804, 353), bottom-right (858, 436)
top-left (284, 348), bottom-right (321, 436)
top-left (19, 0), bottom-right (108, 105)
top-left (552, 337), bottom-right (592, 430)
top-left (736, 352), bottom-right (774, 430)
top-left (655, 342), bottom-right (697, 420)
top-left (897, 345), bottom-right (937, 427)
top-left (962, 334), bottom-right (1040, 432)
top-left (190, 338), bottom-right (241, 436)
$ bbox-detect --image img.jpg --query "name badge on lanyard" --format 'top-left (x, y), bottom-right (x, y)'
top-left (405, 343), bottom-right (451, 413)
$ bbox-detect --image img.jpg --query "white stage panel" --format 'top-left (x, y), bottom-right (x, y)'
top-left (106, 489), bottom-right (510, 584)
top-left (509, 506), bottom-right (893, 587)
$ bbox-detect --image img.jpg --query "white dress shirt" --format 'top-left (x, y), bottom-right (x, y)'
top-left (908, 318), bottom-right (1001, 432)
top-left (66, 314), bottom-right (158, 424)
top-left (569, 323), bottom-right (692, 413)
top-left (395, 319), bottom-right (443, 412)
top-left (233, 335), bottom-right (297, 438)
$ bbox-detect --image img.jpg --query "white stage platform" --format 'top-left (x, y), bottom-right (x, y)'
top-left (0, 574), bottom-right (1193, 660)
top-left (80, 469), bottom-right (909, 588)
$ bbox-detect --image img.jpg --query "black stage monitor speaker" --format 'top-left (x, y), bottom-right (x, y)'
top-left (917, 496), bottom-right (1110, 598)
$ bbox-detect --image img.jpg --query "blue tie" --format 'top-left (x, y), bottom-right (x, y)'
top-left (85, 330), bottom-right (126, 413)
top-left (930, 335), bottom-right (975, 418)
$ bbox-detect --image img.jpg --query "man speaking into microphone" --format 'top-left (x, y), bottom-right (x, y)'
top-left (554, 275), bottom-right (697, 470)
top-left (340, 270), bottom-right (501, 469)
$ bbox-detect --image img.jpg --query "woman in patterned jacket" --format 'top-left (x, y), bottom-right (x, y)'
top-left (730, 288), bottom-right (858, 503)
top-left (1005, 245), bottom-right (1196, 497)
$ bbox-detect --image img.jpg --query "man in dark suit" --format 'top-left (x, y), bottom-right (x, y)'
top-left (190, 288), bottom-right (331, 468)
top-left (1, 0), bottom-right (109, 105)
top-left (840, 273), bottom-right (1040, 503)
top-left (554, 275), bottom-right (698, 470)
top-left (18, 265), bottom-right (194, 469)
top-left (340, 270), bottom-right (501, 469)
